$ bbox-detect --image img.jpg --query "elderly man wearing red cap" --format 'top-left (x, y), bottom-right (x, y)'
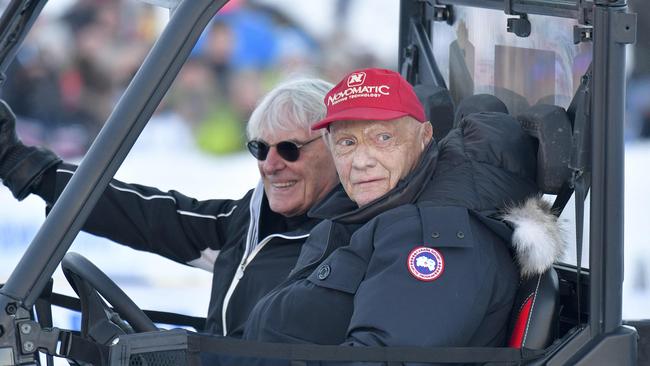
top-left (312, 68), bottom-right (433, 207)
top-left (240, 67), bottom-right (564, 356)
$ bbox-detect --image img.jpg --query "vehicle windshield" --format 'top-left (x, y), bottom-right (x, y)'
top-left (431, 5), bottom-right (592, 114)
top-left (430, 6), bottom-right (593, 268)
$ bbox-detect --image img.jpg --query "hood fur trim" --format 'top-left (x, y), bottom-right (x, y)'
top-left (502, 196), bottom-right (567, 278)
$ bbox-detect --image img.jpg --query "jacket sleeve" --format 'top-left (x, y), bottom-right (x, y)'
top-left (343, 204), bottom-right (515, 349)
top-left (44, 163), bottom-right (251, 270)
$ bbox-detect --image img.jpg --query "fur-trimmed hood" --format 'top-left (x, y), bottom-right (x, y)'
top-left (502, 196), bottom-right (567, 277)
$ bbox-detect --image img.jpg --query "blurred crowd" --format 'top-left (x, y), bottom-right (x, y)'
top-left (1, 0), bottom-right (649, 160)
top-left (1, 0), bottom-right (157, 157)
top-left (0, 0), bottom-right (379, 158)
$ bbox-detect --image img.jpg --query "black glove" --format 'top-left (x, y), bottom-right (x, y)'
top-left (0, 100), bottom-right (61, 200)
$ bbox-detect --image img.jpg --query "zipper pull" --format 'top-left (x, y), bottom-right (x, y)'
top-left (236, 264), bottom-right (245, 280)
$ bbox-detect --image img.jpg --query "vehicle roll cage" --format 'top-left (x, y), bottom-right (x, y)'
top-left (0, 0), bottom-right (640, 364)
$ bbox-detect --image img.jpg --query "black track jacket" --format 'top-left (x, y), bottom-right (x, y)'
top-left (36, 168), bottom-right (321, 337)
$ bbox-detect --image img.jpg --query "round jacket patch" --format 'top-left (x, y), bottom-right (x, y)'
top-left (407, 246), bottom-right (444, 281)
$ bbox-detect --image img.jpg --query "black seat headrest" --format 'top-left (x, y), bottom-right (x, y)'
top-left (494, 87), bottom-right (531, 116)
top-left (517, 104), bottom-right (573, 194)
top-left (413, 84), bottom-right (455, 141)
top-left (453, 94), bottom-right (509, 127)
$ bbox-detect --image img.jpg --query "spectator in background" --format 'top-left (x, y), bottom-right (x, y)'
top-left (1, 9), bottom-right (93, 158)
top-left (164, 58), bottom-right (222, 131)
top-left (184, 1), bottom-right (322, 155)
top-left (1, 45), bottom-right (66, 131)
top-left (60, 4), bottom-right (114, 138)
top-left (186, 7), bottom-right (280, 155)
top-left (1, 0), bottom-right (156, 158)
top-left (60, 0), bottom-right (152, 135)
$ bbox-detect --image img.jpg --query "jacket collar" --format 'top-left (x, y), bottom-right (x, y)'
top-left (250, 181), bottom-right (320, 244)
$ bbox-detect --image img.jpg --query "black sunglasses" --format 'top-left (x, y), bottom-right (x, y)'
top-left (247, 136), bottom-right (321, 162)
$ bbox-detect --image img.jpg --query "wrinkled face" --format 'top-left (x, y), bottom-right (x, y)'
top-left (328, 118), bottom-right (432, 207)
top-left (257, 128), bottom-right (339, 217)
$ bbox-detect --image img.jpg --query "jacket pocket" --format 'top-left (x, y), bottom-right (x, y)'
top-left (306, 249), bottom-right (367, 294)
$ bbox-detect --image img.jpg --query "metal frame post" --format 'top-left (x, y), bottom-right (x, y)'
top-left (435, 0), bottom-right (580, 19)
top-left (399, 0), bottom-right (447, 87)
top-left (399, 0), bottom-right (417, 72)
top-left (589, 0), bottom-right (633, 336)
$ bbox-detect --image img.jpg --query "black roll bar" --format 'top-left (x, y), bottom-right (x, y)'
top-left (589, 0), bottom-right (635, 335)
top-left (434, 0), bottom-right (581, 20)
top-left (0, 0), bottom-right (49, 83)
top-left (399, 1), bottom-right (447, 88)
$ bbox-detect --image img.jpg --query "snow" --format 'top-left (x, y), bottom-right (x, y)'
top-left (622, 141), bottom-right (650, 319)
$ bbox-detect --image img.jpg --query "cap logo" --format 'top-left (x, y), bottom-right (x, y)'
top-left (347, 72), bottom-right (366, 87)
top-left (407, 246), bottom-right (444, 282)
top-left (327, 81), bottom-right (391, 106)
top-left (312, 68), bottom-right (427, 130)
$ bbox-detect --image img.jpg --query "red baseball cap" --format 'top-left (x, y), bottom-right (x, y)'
top-left (312, 68), bottom-right (427, 130)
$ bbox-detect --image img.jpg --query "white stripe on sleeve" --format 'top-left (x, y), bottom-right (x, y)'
top-left (57, 168), bottom-right (177, 202)
top-left (176, 205), bottom-right (237, 220)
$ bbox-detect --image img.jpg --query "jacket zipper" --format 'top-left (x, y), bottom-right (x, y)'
top-left (220, 233), bottom-right (308, 336)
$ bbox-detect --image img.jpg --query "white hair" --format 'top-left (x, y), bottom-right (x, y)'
top-left (246, 78), bottom-right (333, 141)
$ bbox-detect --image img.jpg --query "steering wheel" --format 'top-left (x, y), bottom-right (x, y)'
top-left (61, 252), bottom-right (158, 335)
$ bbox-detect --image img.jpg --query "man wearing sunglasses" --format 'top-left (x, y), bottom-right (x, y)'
top-left (0, 78), bottom-right (340, 337)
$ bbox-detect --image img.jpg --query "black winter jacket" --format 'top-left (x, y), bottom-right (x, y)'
top-left (35, 168), bottom-right (321, 337)
top-left (242, 112), bottom-right (541, 351)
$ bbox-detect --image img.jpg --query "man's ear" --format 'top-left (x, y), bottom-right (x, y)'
top-left (421, 122), bottom-right (434, 146)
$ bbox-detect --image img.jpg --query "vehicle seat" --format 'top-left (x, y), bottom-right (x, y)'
top-left (453, 93), bottom-right (509, 127)
top-left (508, 269), bottom-right (560, 349)
top-left (506, 103), bottom-right (573, 349)
top-left (452, 95), bottom-right (571, 349)
top-left (413, 83), bottom-right (455, 141)
top-left (517, 103), bottom-right (573, 194)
